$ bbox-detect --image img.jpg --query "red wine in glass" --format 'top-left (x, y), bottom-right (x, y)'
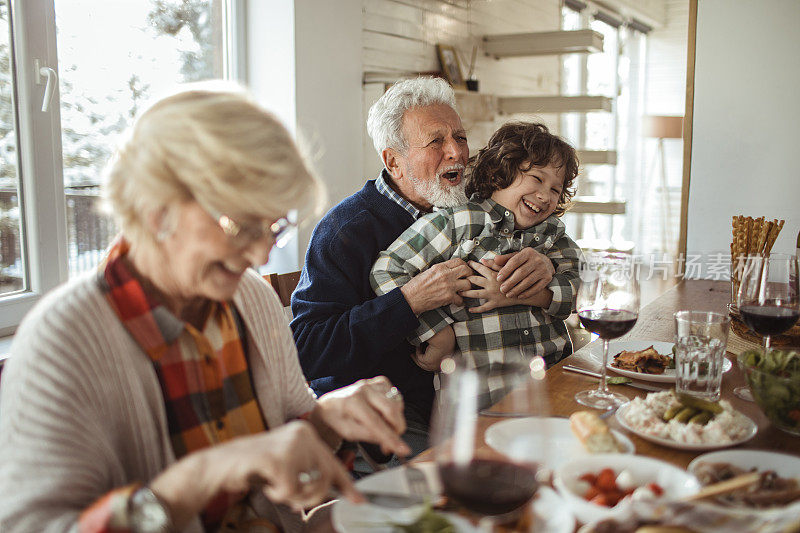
top-left (739, 304), bottom-right (800, 336)
top-left (438, 458), bottom-right (539, 516)
top-left (578, 309), bottom-right (638, 339)
top-left (574, 252), bottom-right (640, 409)
top-left (734, 254), bottom-right (800, 401)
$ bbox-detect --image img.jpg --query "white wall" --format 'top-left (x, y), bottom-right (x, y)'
top-left (294, 0), bottom-right (364, 254)
top-left (247, 0), bottom-right (363, 272)
top-left (688, 0), bottom-right (799, 263)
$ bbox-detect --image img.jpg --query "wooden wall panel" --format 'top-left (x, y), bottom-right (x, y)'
top-left (362, 0), bottom-right (566, 163)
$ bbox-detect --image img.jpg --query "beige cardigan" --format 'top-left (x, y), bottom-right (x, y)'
top-left (0, 270), bottom-right (317, 532)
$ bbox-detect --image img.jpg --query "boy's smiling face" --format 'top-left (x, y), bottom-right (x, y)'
top-left (490, 161), bottom-right (565, 229)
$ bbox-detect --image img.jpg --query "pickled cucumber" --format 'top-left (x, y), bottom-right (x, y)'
top-left (677, 393), bottom-right (723, 414)
top-left (674, 407), bottom-right (698, 423)
top-left (662, 405), bottom-right (684, 421)
top-left (687, 411), bottom-right (713, 425)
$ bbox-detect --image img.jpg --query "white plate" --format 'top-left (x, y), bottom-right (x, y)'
top-left (615, 402), bottom-right (757, 451)
top-left (332, 464), bottom-right (574, 533)
top-left (532, 486), bottom-right (576, 533)
top-left (688, 449), bottom-right (800, 479)
top-left (595, 340), bottom-right (732, 383)
top-left (332, 464), bottom-right (477, 533)
top-left (687, 450), bottom-right (800, 519)
top-left (484, 417), bottom-right (635, 468)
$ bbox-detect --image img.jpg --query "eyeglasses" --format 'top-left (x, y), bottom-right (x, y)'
top-left (205, 205), bottom-right (295, 249)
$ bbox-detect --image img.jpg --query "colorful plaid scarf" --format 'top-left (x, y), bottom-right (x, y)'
top-left (98, 239), bottom-right (268, 530)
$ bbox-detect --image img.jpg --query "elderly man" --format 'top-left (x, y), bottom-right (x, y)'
top-left (291, 78), bottom-right (557, 456)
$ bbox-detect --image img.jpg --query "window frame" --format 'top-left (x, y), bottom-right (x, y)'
top-left (1, 0), bottom-right (67, 336)
top-left (1, 0), bottom-right (243, 336)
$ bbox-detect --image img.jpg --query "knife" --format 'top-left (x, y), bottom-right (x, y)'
top-left (562, 365), bottom-right (668, 392)
top-left (249, 473), bottom-right (429, 509)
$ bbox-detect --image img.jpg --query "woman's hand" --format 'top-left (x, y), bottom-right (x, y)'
top-left (149, 421), bottom-right (362, 529)
top-left (480, 248), bottom-right (555, 298)
top-left (313, 376), bottom-right (410, 458)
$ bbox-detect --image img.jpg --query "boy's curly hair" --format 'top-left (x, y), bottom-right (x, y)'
top-left (465, 122), bottom-right (578, 217)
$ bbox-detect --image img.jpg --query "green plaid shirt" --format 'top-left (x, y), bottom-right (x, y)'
top-left (370, 197), bottom-right (580, 377)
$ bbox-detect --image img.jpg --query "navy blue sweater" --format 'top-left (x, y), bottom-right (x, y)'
top-left (291, 179), bottom-right (435, 423)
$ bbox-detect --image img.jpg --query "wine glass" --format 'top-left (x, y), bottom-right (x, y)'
top-left (575, 252), bottom-right (640, 409)
top-left (734, 254), bottom-right (800, 400)
top-left (432, 357), bottom-right (548, 528)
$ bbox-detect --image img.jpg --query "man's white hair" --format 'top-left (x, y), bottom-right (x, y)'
top-left (366, 77), bottom-right (457, 157)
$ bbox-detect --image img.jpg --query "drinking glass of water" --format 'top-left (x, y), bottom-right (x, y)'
top-left (673, 311), bottom-right (731, 401)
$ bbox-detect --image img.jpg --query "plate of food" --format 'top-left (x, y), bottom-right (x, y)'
top-left (615, 390), bottom-right (757, 451)
top-left (683, 450), bottom-right (800, 530)
top-left (332, 463), bottom-right (575, 533)
top-left (688, 450), bottom-right (800, 510)
top-left (484, 414), bottom-right (635, 469)
top-left (553, 453), bottom-right (700, 525)
top-left (596, 340), bottom-right (732, 383)
top-left (332, 464), bottom-right (479, 533)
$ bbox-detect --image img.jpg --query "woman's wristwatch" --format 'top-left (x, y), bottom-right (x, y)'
top-left (129, 486), bottom-right (173, 533)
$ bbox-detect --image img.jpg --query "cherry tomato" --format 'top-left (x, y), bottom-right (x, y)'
top-left (590, 494), bottom-right (609, 507)
top-left (584, 486), bottom-right (600, 500)
top-left (648, 482), bottom-right (665, 497)
top-left (596, 468), bottom-right (618, 492)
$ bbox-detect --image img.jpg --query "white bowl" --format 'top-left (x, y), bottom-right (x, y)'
top-left (553, 453), bottom-right (700, 525)
top-left (687, 450), bottom-right (800, 519)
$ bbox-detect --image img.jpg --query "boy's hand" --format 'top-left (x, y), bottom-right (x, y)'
top-left (465, 260), bottom-right (554, 311)
top-left (481, 248), bottom-right (554, 298)
top-left (462, 261), bottom-right (511, 312)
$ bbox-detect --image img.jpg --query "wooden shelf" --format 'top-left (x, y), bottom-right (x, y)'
top-left (483, 30), bottom-right (604, 58)
top-left (454, 91), bottom-right (497, 124)
top-left (569, 196), bottom-right (626, 215)
top-left (577, 150), bottom-right (617, 165)
top-left (498, 95), bottom-right (612, 114)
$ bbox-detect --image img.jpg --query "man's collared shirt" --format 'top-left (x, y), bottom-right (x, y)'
top-left (370, 196), bottom-right (580, 399)
top-left (375, 169), bottom-right (424, 220)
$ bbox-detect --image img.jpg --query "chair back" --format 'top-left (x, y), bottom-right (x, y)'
top-left (263, 271), bottom-right (301, 308)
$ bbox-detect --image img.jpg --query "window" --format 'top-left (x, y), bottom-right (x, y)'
top-left (0, 1), bottom-right (23, 299)
top-left (0, 0), bottom-right (239, 335)
top-left (560, 4), bottom-right (649, 252)
top-left (56, 0), bottom-right (227, 276)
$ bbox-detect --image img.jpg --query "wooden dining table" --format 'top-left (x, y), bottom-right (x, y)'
top-left (493, 278), bottom-right (799, 467)
top-left (419, 279), bottom-right (799, 469)
top-left (404, 279), bottom-right (799, 532)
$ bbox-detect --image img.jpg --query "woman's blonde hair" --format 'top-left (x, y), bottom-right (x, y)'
top-left (103, 81), bottom-right (325, 245)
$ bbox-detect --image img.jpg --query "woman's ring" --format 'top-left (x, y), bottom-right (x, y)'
top-left (384, 386), bottom-right (402, 402)
top-left (297, 469), bottom-right (321, 485)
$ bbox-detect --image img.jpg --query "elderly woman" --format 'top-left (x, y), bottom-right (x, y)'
top-left (0, 85), bottom-right (410, 532)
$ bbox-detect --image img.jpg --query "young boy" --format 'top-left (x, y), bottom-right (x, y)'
top-left (370, 122), bottom-right (581, 388)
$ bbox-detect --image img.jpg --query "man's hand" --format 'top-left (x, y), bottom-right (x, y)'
top-left (400, 258), bottom-right (472, 315)
top-left (412, 326), bottom-right (455, 371)
top-left (481, 248), bottom-right (555, 298)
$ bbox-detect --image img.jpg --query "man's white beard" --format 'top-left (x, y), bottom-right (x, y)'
top-left (409, 173), bottom-right (468, 208)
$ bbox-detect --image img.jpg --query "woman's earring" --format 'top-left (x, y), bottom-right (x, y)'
top-left (156, 228), bottom-right (170, 242)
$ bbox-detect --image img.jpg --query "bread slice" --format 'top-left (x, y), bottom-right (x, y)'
top-left (569, 411), bottom-right (624, 453)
